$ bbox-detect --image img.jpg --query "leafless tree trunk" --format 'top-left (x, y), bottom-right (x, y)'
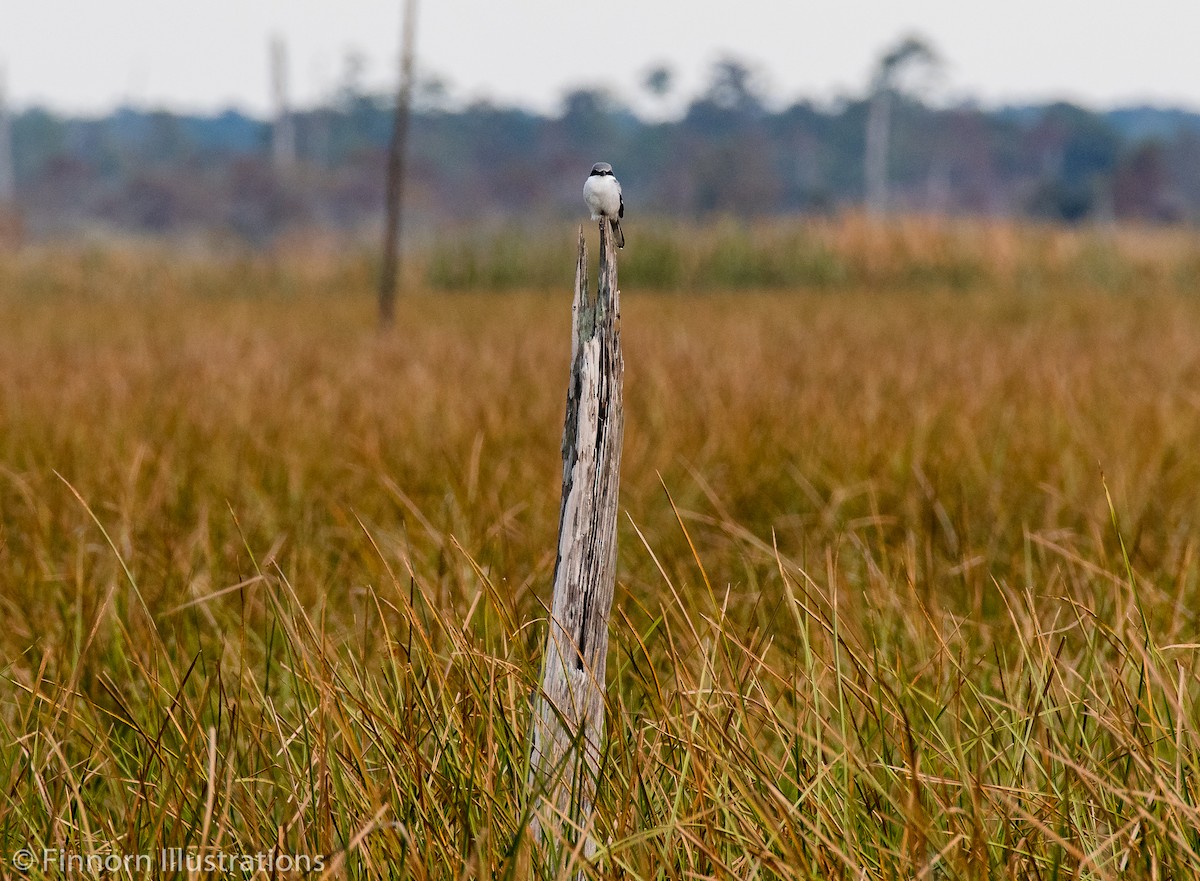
top-left (270, 37), bottom-right (296, 172)
top-left (865, 89), bottom-right (890, 217)
top-left (528, 221), bottom-right (624, 877)
top-left (0, 66), bottom-right (14, 205)
top-left (379, 0), bottom-right (418, 328)
top-left (863, 35), bottom-right (939, 219)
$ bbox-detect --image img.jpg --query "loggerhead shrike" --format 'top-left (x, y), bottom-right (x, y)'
top-left (583, 162), bottom-right (625, 249)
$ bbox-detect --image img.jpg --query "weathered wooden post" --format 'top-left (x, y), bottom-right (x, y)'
top-left (528, 220), bottom-right (623, 873)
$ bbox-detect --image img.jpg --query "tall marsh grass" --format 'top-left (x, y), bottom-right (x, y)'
top-left (2, 223), bottom-right (1200, 878)
top-left (425, 214), bottom-right (1200, 295)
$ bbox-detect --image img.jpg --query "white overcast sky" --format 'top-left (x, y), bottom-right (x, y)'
top-left (1, 0), bottom-right (1198, 116)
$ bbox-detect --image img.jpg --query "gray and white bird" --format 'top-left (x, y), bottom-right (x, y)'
top-left (583, 162), bottom-right (624, 249)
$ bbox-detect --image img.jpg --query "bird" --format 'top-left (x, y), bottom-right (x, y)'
top-left (583, 162), bottom-right (624, 249)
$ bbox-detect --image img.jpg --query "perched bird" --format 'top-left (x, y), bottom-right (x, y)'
top-left (583, 162), bottom-right (625, 249)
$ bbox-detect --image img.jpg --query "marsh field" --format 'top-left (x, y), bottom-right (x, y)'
top-left (3, 218), bottom-right (1200, 879)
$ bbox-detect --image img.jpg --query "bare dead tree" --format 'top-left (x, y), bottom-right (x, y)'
top-left (864, 85), bottom-right (892, 217)
top-left (270, 37), bottom-right (296, 171)
top-left (864, 35), bottom-right (938, 217)
top-left (0, 65), bottom-right (14, 205)
top-left (379, 0), bottom-right (418, 328)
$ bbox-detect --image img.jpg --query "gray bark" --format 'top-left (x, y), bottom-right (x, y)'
top-left (270, 38), bottom-right (296, 171)
top-left (378, 0), bottom-right (418, 328)
top-left (865, 88), bottom-right (890, 217)
top-left (0, 66), bottom-right (14, 204)
top-left (528, 221), bottom-right (624, 873)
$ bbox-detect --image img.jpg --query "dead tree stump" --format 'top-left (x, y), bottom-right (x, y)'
top-left (528, 220), bottom-right (624, 873)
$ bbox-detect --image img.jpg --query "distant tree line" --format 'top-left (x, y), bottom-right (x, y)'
top-left (5, 58), bottom-right (1200, 241)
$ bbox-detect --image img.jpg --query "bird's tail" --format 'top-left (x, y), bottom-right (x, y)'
top-left (610, 218), bottom-right (625, 249)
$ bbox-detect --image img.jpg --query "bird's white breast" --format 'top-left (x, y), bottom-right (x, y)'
top-left (584, 175), bottom-right (622, 219)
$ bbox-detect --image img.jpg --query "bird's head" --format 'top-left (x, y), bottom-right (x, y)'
top-left (589, 162), bottom-right (614, 177)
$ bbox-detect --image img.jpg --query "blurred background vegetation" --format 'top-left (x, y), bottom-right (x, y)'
top-left (2, 52), bottom-right (1199, 246)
